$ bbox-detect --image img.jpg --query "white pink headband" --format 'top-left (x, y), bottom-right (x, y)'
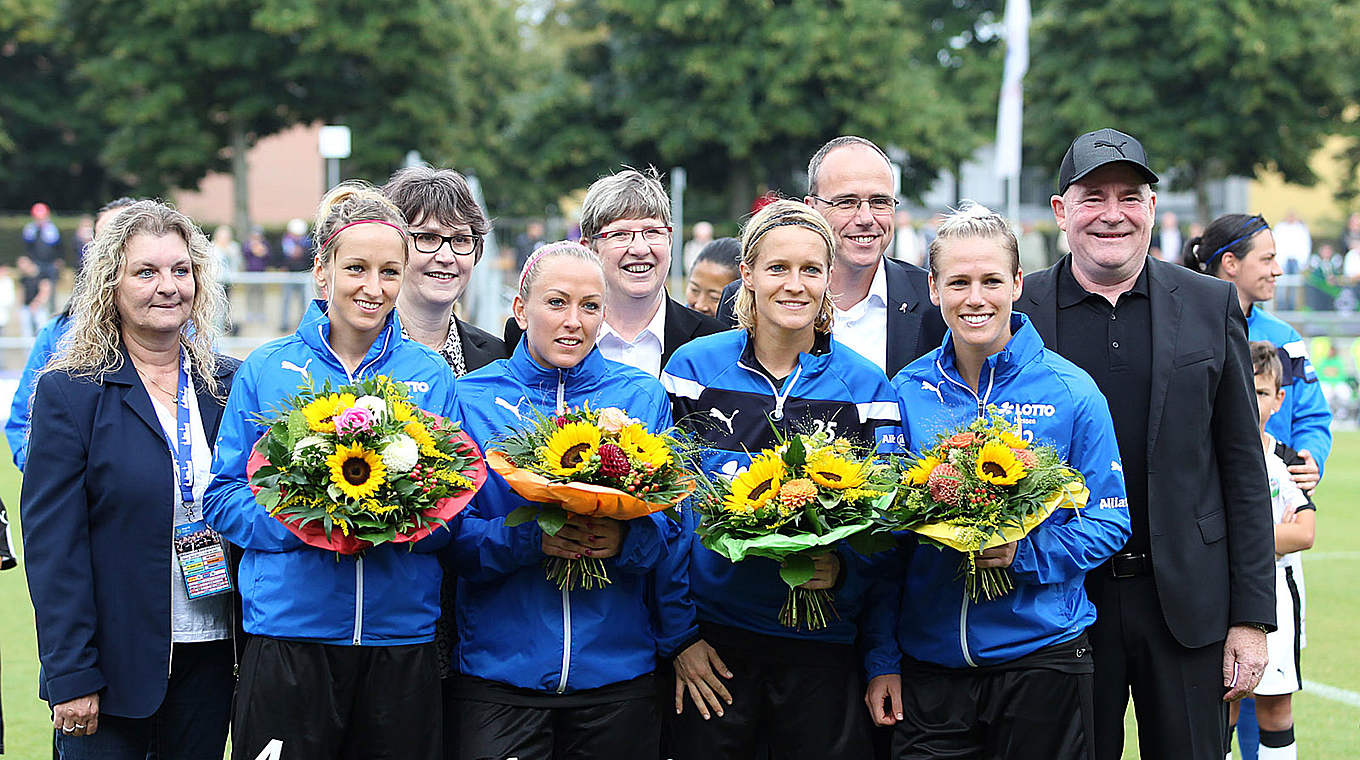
top-left (320, 219), bottom-right (407, 251)
top-left (518, 241), bottom-right (592, 293)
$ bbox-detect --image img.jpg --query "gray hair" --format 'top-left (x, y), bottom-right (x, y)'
top-left (518, 240), bottom-right (605, 299)
top-left (381, 165), bottom-right (491, 262)
top-left (45, 200), bottom-right (226, 394)
top-left (579, 167), bottom-right (670, 242)
top-left (926, 200), bottom-right (1020, 277)
top-left (807, 136), bottom-right (892, 196)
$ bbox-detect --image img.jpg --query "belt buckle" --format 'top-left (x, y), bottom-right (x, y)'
top-left (1109, 552), bottom-right (1146, 579)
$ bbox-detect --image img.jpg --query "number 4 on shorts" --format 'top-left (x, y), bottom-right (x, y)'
top-left (252, 740), bottom-right (284, 760)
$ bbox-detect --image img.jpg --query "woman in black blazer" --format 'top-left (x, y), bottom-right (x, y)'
top-left (381, 165), bottom-right (506, 759)
top-left (22, 200), bottom-right (240, 759)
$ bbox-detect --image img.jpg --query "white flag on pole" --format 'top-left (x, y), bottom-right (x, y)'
top-left (995, 0), bottom-right (1030, 181)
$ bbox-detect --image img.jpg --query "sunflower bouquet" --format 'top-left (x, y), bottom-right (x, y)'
top-left (245, 376), bottom-right (485, 554)
top-left (692, 430), bottom-right (896, 631)
top-left (886, 408), bottom-right (1087, 601)
top-left (487, 404), bottom-right (694, 590)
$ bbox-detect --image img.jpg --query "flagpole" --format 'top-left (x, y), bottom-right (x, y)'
top-left (996, 0), bottom-right (1030, 226)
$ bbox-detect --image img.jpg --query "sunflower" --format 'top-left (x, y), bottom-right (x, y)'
top-left (302, 392), bottom-right (357, 433)
top-left (617, 424), bottom-right (672, 470)
top-left (997, 429), bottom-right (1028, 449)
top-left (975, 440), bottom-right (1026, 486)
top-left (724, 452), bottom-right (784, 513)
top-left (805, 451), bottom-right (867, 490)
top-left (328, 442), bottom-right (387, 500)
top-left (903, 455), bottom-right (942, 486)
top-left (543, 421), bottom-right (602, 477)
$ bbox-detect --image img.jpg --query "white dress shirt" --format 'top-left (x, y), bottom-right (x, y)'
top-left (832, 260), bottom-right (889, 374)
top-left (597, 298), bottom-right (667, 377)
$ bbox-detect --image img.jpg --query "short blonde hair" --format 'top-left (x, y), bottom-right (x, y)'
top-left (45, 200), bottom-right (226, 394)
top-left (733, 199), bottom-right (835, 334)
top-left (926, 200), bottom-right (1019, 277)
top-left (517, 241), bottom-right (604, 299)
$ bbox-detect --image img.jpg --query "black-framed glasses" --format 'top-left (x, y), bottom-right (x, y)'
top-left (410, 230), bottom-right (480, 255)
top-left (809, 195), bottom-right (900, 215)
top-left (591, 226), bottom-right (672, 247)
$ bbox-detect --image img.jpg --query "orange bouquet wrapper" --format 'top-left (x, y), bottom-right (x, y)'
top-left (486, 450), bottom-right (692, 519)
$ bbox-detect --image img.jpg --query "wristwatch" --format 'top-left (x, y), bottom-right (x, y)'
top-left (1243, 622), bottom-right (1271, 634)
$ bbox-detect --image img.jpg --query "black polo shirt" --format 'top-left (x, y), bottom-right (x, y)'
top-left (1055, 258), bottom-right (1152, 556)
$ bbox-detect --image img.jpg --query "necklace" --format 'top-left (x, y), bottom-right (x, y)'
top-left (135, 365), bottom-right (178, 399)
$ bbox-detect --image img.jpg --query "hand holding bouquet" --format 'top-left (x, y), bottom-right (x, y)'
top-left (693, 431), bottom-right (896, 631)
top-left (886, 408), bottom-right (1087, 600)
top-left (246, 376), bottom-right (485, 554)
top-left (488, 404), bottom-right (694, 590)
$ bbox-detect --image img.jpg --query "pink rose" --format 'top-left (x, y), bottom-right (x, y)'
top-left (334, 406), bottom-right (374, 435)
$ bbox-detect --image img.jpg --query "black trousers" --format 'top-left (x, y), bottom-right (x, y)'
top-left (669, 633), bottom-right (871, 760)
top-left (454, 694), bottom-right (658, 760)
top-left (1087, 573), bottom-right (1228, 760)
top-left (890, 658), bottom-right (1093, 760)
top-left (231, 637), bottom-right (441, 760)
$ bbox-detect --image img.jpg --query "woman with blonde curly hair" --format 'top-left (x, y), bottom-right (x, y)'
top-left (22, 199), bottom-right (240, 759)
top-left (660, 199), bottom-right (901, 759)
top-left (204, 181), bottom-right (460, 760)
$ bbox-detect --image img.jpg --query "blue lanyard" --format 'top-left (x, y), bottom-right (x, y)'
top-left (161, 351), bottom-right (196, 511)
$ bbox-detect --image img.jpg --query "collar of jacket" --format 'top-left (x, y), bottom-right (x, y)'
top-left (296, 298), bottom-right (402, 376)
top-left (506, 335), bottom-right (610, 391)
top-left (736, 327), bottom-right (835, 378)
top-left (925, 313), bottom-right (1043, 383)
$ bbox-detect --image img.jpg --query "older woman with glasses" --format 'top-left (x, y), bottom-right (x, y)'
top-left (383, 166), bottom-right (505, 375)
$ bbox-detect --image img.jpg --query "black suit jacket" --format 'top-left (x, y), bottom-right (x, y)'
top-left (503, 296), bottom-right (726, 374)
top-left (1018, 255), bottom-right (1276, 648)
top-left (714, 257), bottom-right (945, 378)
top-left (457, 317), bottom-right (507, 372)
top-left (22, 350), bottom-right (240, 715)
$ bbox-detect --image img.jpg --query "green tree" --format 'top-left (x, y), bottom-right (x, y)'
top-left (514, 0), bottom-right (992, 219)
top-left (63, 0), bottom-right (525, 234)
top-left (0, 0), bottom-right (128, 211)
top-left (1025, 0), bottom-right (1355, 223)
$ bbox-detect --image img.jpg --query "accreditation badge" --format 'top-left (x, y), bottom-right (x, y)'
top-left (174, 519), bottom-right (233, 599)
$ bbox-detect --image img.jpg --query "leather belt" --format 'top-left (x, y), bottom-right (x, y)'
top-left (1108, 551), bottom-right (1152, 579)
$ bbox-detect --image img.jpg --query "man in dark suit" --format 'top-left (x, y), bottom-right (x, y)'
top-left (505, 167), bottom-right (724, 376)
top-left (716, 136), bottom-right (945, 378)
top-left (1017, 128), bottom-right (1275, 760)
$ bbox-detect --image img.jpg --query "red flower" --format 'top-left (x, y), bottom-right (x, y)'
top-left (927, 463), bottom-right (964, 506)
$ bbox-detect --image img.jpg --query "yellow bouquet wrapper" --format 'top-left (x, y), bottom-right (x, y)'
top-left (910, 480), bottom-right (1089, 552)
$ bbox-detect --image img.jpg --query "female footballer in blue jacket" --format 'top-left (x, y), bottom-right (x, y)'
top-left (662, 200), bottom-right (901, 759)
top-left (205, 182), bottom-right (459, 760)
top-left (445, 241), bottom-right (685, 759)
top-left (863, 202), bottom-right (1130, 760)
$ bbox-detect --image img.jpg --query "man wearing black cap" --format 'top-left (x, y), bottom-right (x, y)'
top-left (1016, 128), bottom-right (1276, 759)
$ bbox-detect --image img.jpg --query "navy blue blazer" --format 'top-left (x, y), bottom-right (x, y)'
top-left (21, 349), bottom-right (240, 718)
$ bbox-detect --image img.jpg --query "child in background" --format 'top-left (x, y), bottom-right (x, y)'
top-left (1229, 341), bottom-right (1317, 760)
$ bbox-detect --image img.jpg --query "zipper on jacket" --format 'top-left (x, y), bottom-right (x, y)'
top-left (736, 361), bottom-right (803, 422)
top-left (556, 587), bottom-right (572, 693)
top-left (935, 359), bottom-right (996, 420)
top-left (556, 370), bottom-right (566, 414)
top-left (317, 324), bottom-right (390, 383)
top-left (959, 590), bottom-right (977, 667)
top-left (352, 556), bottom-right (365, 645)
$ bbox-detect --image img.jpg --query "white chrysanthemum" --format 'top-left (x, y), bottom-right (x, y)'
top-left (293, 435), bottom-right (331, 458)
top-left (354, 395), bottom-right (388, 421)
top-left (381, 434), bottom-right (420, 473)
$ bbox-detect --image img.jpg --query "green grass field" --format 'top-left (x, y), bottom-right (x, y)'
top-left (1, 437), bottom-right (1357, 757)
